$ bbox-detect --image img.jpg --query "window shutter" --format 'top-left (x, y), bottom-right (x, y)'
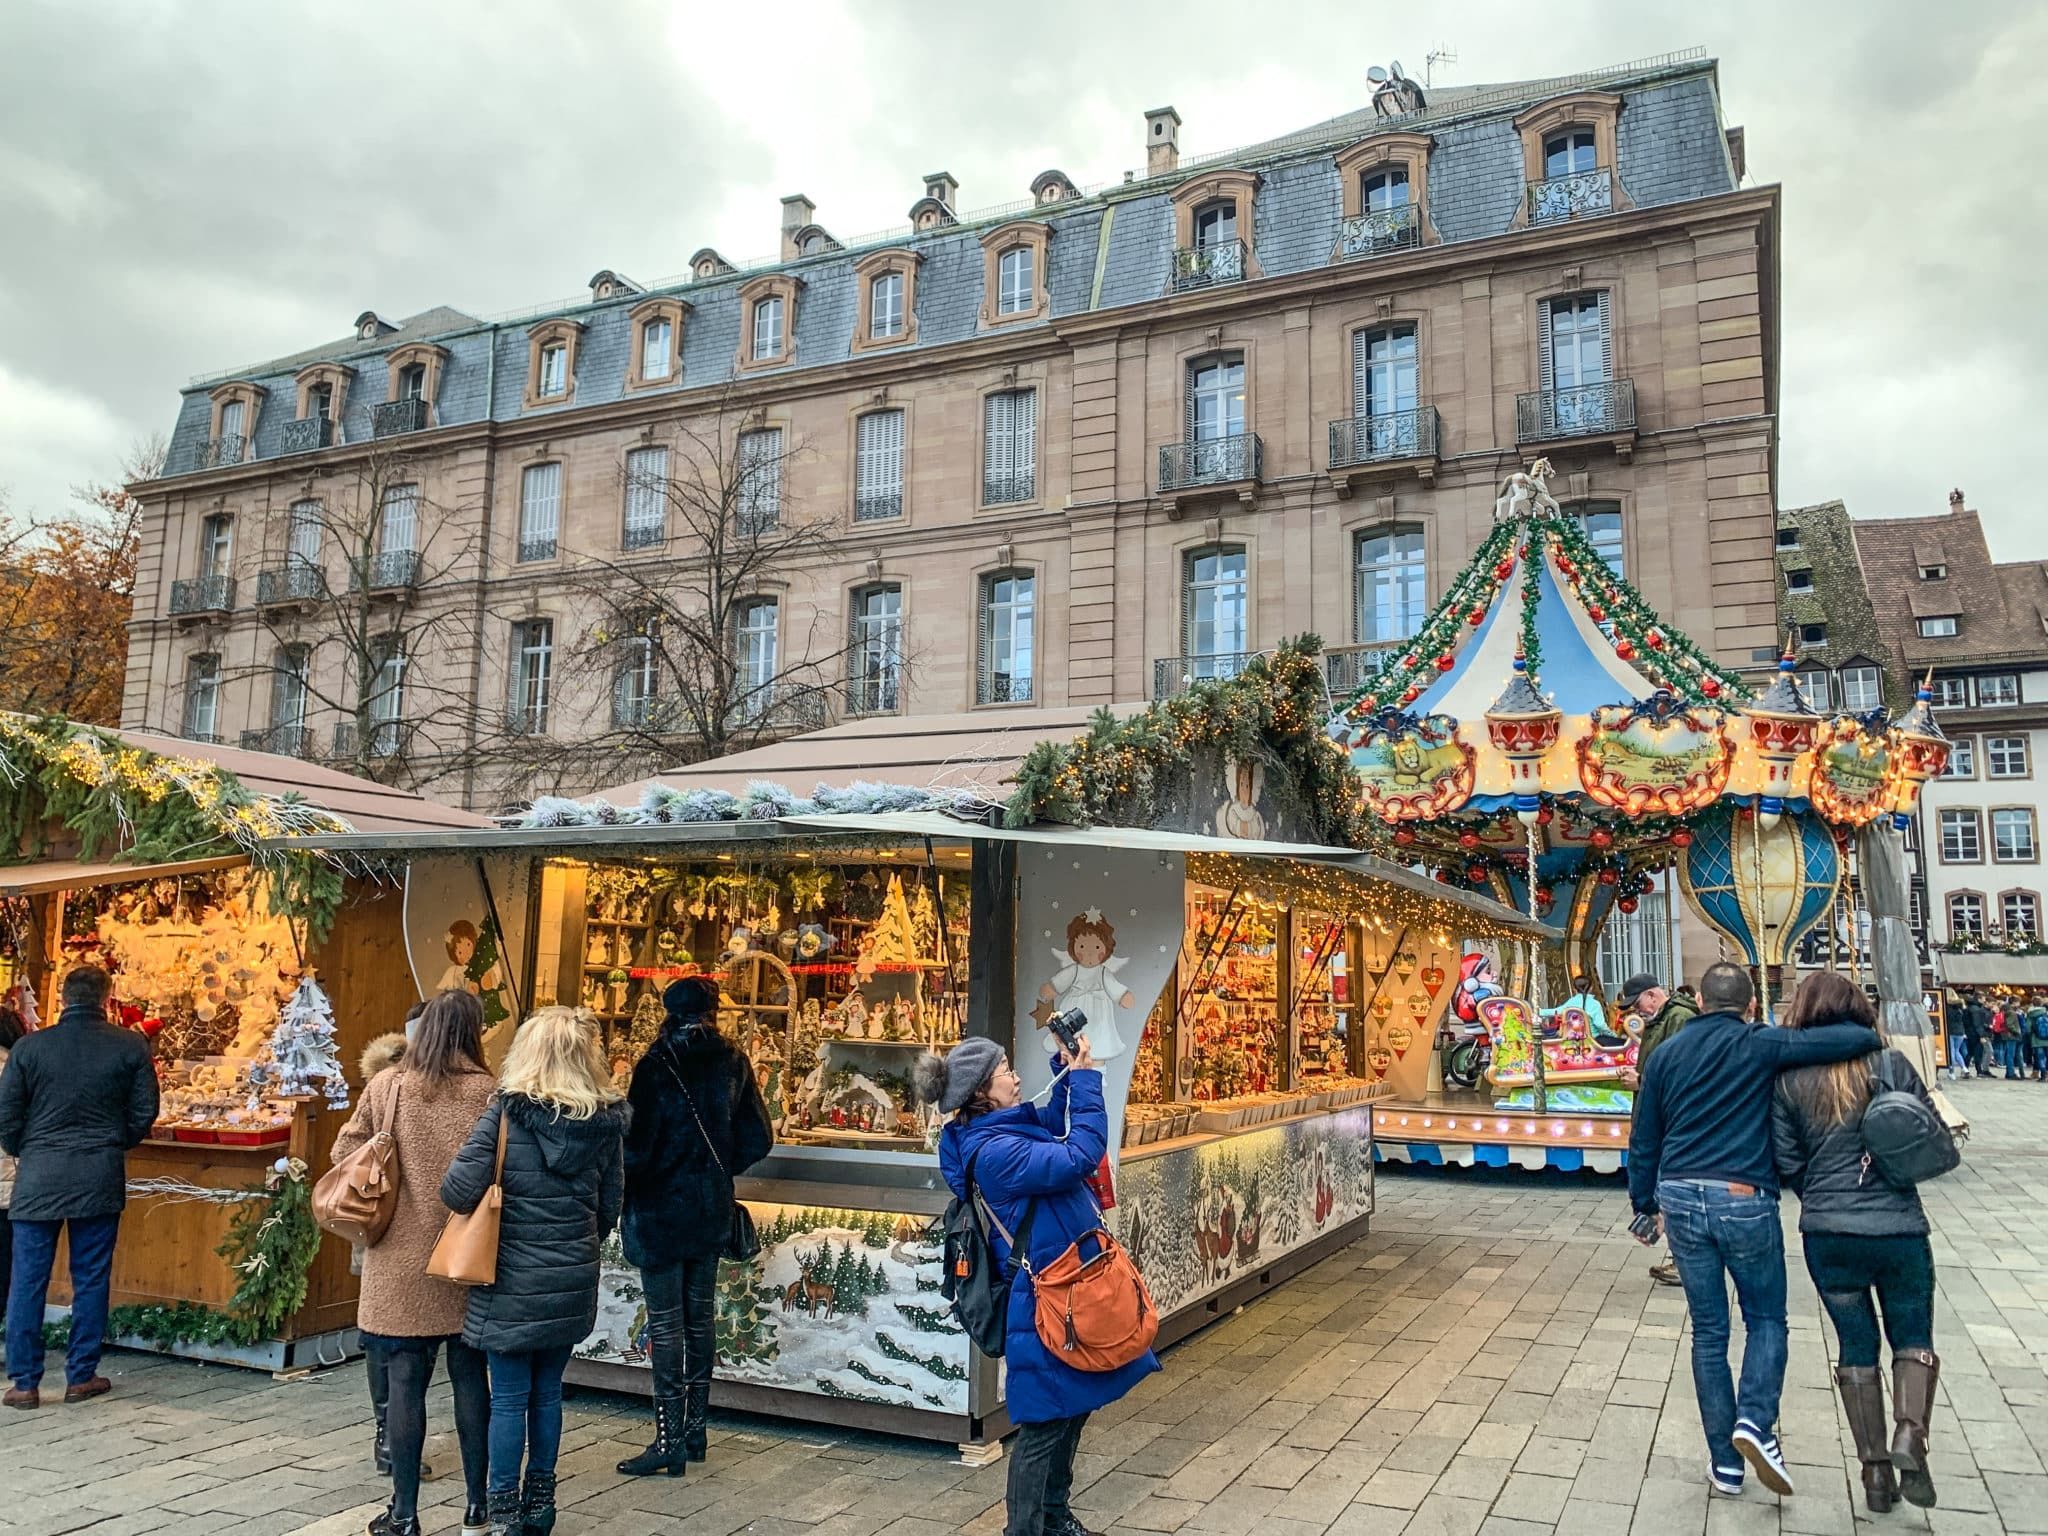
top-left (1538, 302), bottom-right (1555, 394)
top-left (1184, 365), bottom-right (1199, 442)
top-left (984, 394), bottom-right (1011, 491)
top-left (1181, 553), bottom-right (1197, 657)
top-left (1353, 330), bottom-right (1372, 421)
top-left (1595, 290), bottom-right (1613, 384)
top-left (1016, 390), bottom-right (1037, 488)
top-left (977, 578), bottom-right (995, 704)
top-left (884, 409), bottom-right (903, 492)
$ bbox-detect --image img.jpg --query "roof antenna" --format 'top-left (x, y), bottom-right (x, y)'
top-left (1425, 45), bottom-right (1458, 87)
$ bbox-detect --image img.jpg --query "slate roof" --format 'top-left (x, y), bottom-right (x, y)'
top-left (1853, 499), bottom-right (2048, 689)
top-left (1776, 500), bottom-right (1889, 705)
top-left (164, 50), bottom-right (1738, 476)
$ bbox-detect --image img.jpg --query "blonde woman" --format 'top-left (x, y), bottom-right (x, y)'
top-left (442, 1007), bottom-right (627, 1536)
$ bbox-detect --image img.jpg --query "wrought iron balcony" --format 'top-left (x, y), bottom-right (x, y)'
top-left (729, 682), bottom-right (831, 733)
top-left (1329, 406), bottom-right (1440, 469)
top-left (1527, 167), bottom-right (1614, 225)
top-left (1325, 644), bottom-right (1404, 696)
top-left (612, 692), bottom-right (677, 731)
top-left (1516, 379), bottom-right (1637, 444)
top-left (1170, 239), bottom-right (1247, 292)
top-left (978, 671), bottom-right (1034, 706)
top-left (845, 670), bottom-right (902, 717)
top-left (1154, 651), bottom-right (1255, 700)
top-left (503, 706), bottom-right (550, 737)
top-left (239, 724), bottom-right (313, 757)
top-left (982, 471), bottom-right (1036, 507)
top-left (255, 562), bottom-right (327, 606)
top-left (280, 416), bottom-right (335, 455)
top-left (350, 551), bottom-right (422, 593)
top-left (333, 720), bottom-right (404, 759)
top-left (1338, 205), bottom-right (1422, 259)
top-left (517, 536), bottom-right (558, 563)
top-left (372, 398), bottom-right (429, 438)
top-left (169, 575), bottom-right (235, 616)
top-left (621, 521), bottom-right (665, 551)
top-left (181, 729), bottom-right (222, 747)
top-left (194, 435), bottom-right (249, 471)
top-left (854, 490), bottom-right (902, 523)
top-left (1158, 433), bottom-right (1263, 496)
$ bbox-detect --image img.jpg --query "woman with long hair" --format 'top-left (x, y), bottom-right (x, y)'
top-left (442, 1006), bottom-right (627, 1536)
top-left (918, 1034), bottom-right (1158, 1536)
top-left (330, 990), bottom-right (496, 1536)
top-left (1772, 971), bottom-right (1941, 1512)
top-left (615, 977), bottom-right (773, 1478)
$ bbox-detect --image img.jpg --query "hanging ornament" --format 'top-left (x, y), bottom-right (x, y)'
top-left (1703, 678), bottom-right (1722, 699)
top-left (1590, 828), bottom-right (1614, 849)
top-left (1401, 685), bottom-right (1421, 705)
top-left (1393, 827), bottom-right (1417, 847)
top-left (1458, 830), bottom-right (1480, 850)
top-left (1535, 805), bottom-right (1555, 826)
top-left (1468, 608), bottom-right (1485, 627)
top-left (1588, 605), bottom-right (1607, 623)
top-left (1614, 639), bottom-right (1636, 661)
top-left (1435, 653), bottom-right (1456, 672)
top-left (1466, 863), bottom-right (1488, 882)
top-left (1671, 828), bottom-right (1694, 849)
top-left (1618, 896), bottom-right (1639, 914)
top-left (1494, 559), bottom-right (1514, 580)
top-left (1597, 868), bottom-right (1620, 887)
top-left (1646, 630), bottom-right (1666, 650)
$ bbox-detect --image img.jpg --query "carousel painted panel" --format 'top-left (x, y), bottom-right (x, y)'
top-left (1112, 1107), bottom-right (1374, 1318)
top-left (578, 1203), bottom-right (967, 1414)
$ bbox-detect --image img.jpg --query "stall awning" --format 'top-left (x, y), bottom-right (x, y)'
top-left (0, 854), bottom-right (247, 897)
top-left (1938, 951), bottom-right (2048, 988)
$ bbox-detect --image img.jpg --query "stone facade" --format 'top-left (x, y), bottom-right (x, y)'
top-left (125, 52), bottom-right (1779, 819)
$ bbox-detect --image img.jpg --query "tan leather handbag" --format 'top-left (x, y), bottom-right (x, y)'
top-left (1029, 1226), bottom-right (1158, 1373)
top-left (427, 1106), bottom-right (507, 1286)
top-left (312, 1077), bottom-right (403, 1247)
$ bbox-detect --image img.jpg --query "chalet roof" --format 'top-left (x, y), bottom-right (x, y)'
top-left (1853, 502), bottom-right (2048, 675)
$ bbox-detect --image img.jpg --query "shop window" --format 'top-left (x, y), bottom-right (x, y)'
top-left (1948, 892), bottom-right (1985, 937)
top-left (1940, 808), bottom-right (1982, 863)
top-left (849, 584), bottom-right (903, 714)
top-left (1993, 807), bottom-right (2036, 863)
top-left (978, 570), bottom-right (1035, 705)
top-left (519, 462), bottom-right (561, 562)
top-left (1987, 736), bottom-right (2030, 779)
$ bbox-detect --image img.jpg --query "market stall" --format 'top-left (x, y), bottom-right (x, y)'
top-left (0, 721), bottom-right (489, 1369)
top-left (283, 686), bottom-right (1540, 1447)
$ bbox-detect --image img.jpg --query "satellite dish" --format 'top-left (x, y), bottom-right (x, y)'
top-left (1390, 59), bottom-right (1406, 78)
top-left (1367, 65), bottom-right (1388, 82)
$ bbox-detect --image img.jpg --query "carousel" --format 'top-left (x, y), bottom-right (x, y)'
top-left (1334, 462), bottom-right (1950, 1170)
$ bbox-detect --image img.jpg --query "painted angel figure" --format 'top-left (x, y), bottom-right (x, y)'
top-left (1038, 909), bottom-right (1135, 1060)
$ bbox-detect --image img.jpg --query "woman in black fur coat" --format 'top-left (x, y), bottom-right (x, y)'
top-left (615, 977), bottom-right (774, 1477)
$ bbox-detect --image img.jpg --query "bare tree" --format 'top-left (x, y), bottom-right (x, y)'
top-left (228, 440), bottom-right (488, 787)
top-left (508, 400), bottom-right (911, 800)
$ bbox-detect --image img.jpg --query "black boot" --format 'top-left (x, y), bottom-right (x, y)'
top-left (1835, 1365), bottom-right (1896, 1513)
top-left (373, 1414), bottom-right (390, 1477)
top-left (520, 1470), bottom-right (557, 1535)
top-left (683, 1381), bottom-right (711, 1463)
top-left (366, 1511), bottom-right (421, 1536)
top-left (616, 1397), bottom-right (688, 1477)
top-left (485, 1488), bottom-right (526, 1536)
top-left (1891, 1349), bottom-right (1939, 1508)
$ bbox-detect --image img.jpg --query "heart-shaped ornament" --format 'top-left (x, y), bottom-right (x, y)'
top-left (1394, 950), bottom-right (1417, 982)
top-left (1387, 1024), bottom-right (1413, 1057)
top-left (1367, 1046), bottom-right (1392, 1076)
top-left (1372, 996), bottom-right (1394, 1020)
top-left (1421, 963), bottom-right (1446, 998)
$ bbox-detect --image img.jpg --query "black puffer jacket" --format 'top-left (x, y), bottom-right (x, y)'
top-left (441, 1092), bottom-right (628, 1354)
top-left (1771, 1048), bottom-right (1933, 1237)
top-left (0, 1005), bottom-right (159, 1222)
top-left (622, 1024), bottom-right (774, 1270)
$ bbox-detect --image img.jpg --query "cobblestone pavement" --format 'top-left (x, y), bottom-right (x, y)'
top-left (1, 1073), bottom-right (2041, 1536)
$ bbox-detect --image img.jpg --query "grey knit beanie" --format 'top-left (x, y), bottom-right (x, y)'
top-left (911, 1037), bottom-right (1005, 1114)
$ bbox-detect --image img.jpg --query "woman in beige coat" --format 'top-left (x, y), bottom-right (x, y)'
top-left (333, 990), bottom-right (496, 1536)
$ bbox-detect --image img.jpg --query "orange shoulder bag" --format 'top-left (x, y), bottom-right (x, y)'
top-left (1028, 1224), bottom-right (1157, 1373)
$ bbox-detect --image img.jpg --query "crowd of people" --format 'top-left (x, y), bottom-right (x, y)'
top-left (1944, 991), bottom-right (2048, 1080)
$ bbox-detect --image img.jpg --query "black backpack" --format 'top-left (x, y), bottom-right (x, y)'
top-left (1860, 1057), bottom-right (1961, 1191)
top-left (937, 1149), bottom-right (1037, 1357)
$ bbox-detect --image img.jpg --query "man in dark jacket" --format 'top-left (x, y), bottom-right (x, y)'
top-left (1616, 972), bottom-right (1697, 1286)
top-left (0, 965), bottom-right (159, 1408)
top-left (1628, 962), bottom-right (1879, 1499)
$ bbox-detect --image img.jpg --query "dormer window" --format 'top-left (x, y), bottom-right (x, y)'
top-left (872, 273), bottom-right (904, 337)
top-left (978, 223), bottom-right (1051, 327)
top-left (1193, 201), bottom-right (1237, 249)
top-left (398, 363), bottom-right (426, 400)
top-left (1919, 616), bottom-right (1959, 638)
top-left (1775, 527), bottom-right (1801, 549)
top-left (307, 382), bottom-right (333, 420)
top-left (1785, 568), bottom-right (1814, 594)
top-left (377, 343), bottom-right (446, 437)
top-left (1168, 170), bottom-right (1261, 290)
top-left (538, 344), bottom-right (567, 397)
top-left (1800, 622), bottom-right (1828, 648)
top-left (1514, 92), bottom-right (1624, 225)
top-left (1920, 563), bottom-right (1947, 580)
top-left (1362, 169), bottom-right (1409, 210)
top-left (641, 318), bottom-right (672, 380)
top-left (753, 298), bottom-right (782, 359)
top-left (1332, 133), bottom-right (1433, 258)
top-left (625, 297), bottom-right (688, 389)
top-left (852, 251), bottom-right (920, 353)
top-left (735, 274), bottom-right (800, 372)
top-left (522, 318), bottom-right (584, 409)
top-left (1544, 129), bottom-right (1598, 177)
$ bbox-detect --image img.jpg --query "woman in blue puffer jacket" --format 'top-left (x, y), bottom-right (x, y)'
top-left (917, 1033), bottom-right (1159, 1536)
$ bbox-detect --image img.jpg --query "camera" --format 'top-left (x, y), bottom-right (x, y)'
top-left (1628, 1210), bottom-right (1660, 1244)
top-left (1044, 1007), bottom-right (1087, 1055)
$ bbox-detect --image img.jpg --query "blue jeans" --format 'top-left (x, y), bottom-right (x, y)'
top-left (1657, 1180), bottom-right (1789, 1471)
top-left (2000, 1037), bottom-right (2024, 1075)
top-left (6, 1215), bottom-right (122, 1391)
top-left (1949, 1034), bottom-right (1972, 1072)
top-left (2033, 1043), bottom-right (2048, 1077)
top-left (486, 1345), bottom-right (572, 1495)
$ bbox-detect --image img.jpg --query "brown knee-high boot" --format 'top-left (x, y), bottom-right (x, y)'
top-left (1835, 1366), bottom-right (1897, 1512)
top-left (1890, 1349), bottom-right (1939, 1509)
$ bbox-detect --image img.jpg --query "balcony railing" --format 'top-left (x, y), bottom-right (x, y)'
top-left (1154, 651), bottom-right (1256, 700)
top-left (845, 669), bottom-right (903, 717)
top-left (334, 720), bottom-right (405, 759)
top-left (350, 550), bottom-right (422, 593)
top-left (621, 521), bottom-right (665, 551)
top-left (854, 489), bottom-right (902, 522)
top-left (255, 562), bottom-right (327, 606)
top-left (1329, 406), bottom-right (1440, 468)
top-left (372, 398), bottom-right (429, 438)
top-left (612, 692), bottom-right (677, 731)
top-left (181, 729), bottom-right (222, 747)
top-left (729, 682), bottom-right (831, 733)
top-left (169, 575), bottom-right (235, 616)
top-left (1159, 433), bottom-right (1263, 494)
top-left (1169, 239), bottom-right (1247, 292)
top-left (1516, 379), bottom-right (1637, 443)
top-left (1527, 167), bottom-right (1614, 225)
top-left (982, 471), bottom-right (1036, 507)
top-left (517, 536), bottom-right (558, 563)
top-left (503, 706), bottom-right (550, 737)
top-left (194, 435), bottom-right (249, 471)
top-left (239, 724), bottom-right (313, 757)
top-left (977, 671), bottom-right (1034, 706)
top-left (1338, 205), bottom-right (1422, 259)
top-left (1325, 644), bottom-right (1404, 696)
top-left (280, 416), bottom-right (335, 455)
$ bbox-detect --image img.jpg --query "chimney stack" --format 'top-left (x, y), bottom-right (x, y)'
top-left (780, 194), bottom-right (816, 261)
top-left (1145, 106), bottom-right (1182, 177)
top-left (922, 172), bottom-right (957, 212)
top-left (1949, 488), bottom-right (1966, 513)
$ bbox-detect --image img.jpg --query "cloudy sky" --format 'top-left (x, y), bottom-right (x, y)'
top-left (3, 0), bottom-right (2041, 551)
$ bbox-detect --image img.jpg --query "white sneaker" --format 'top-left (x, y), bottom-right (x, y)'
top-left (1732, 1420), bottom-right (1794, 1495)
top-left (1709, 1463), bottom-right (1745, 1496)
